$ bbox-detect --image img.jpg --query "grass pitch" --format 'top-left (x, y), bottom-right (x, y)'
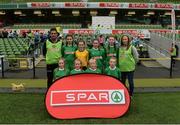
top-left (0, 78), bottom-right (180, 88)
top-left (0, 92), bottom-right (180, 124)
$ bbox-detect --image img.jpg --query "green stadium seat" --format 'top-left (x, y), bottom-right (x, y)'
top-left (7, 51), bottom-right (14, 55)
top-left (7, 54), bottom-right (16, 58)
top-left (14, 51), bottom-right (21, 55)
top-left (0, 51), bottom-right (6, 55)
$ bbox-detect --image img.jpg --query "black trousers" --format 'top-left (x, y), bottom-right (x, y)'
top-left (46, 63), bottom-right (58, 88)
top-left (121, 71), bottom-right (134, 96)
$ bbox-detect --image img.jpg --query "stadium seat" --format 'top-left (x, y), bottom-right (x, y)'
top-left (12, 23), bottom-right (82, 29)
top-left (115, 24), bottom-right (164, 29)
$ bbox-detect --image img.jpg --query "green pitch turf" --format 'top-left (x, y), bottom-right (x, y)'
top-left (0, 92), bottom-right (180, 124)
top-left (0, 78), bottom-right (180, 88)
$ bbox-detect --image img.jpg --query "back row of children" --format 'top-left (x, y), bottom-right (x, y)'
top-left (53, 34), bottom-right (121, 78)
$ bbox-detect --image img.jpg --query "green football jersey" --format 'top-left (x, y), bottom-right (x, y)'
top-left (89, 48), bottom-right (105, 69)
top-left (105, 66), bottom-right (121, 79)
top-left (70, 69), bottom-right (84, 75)
top-left (85, 68), bottom-right (101, 74)
top-left (62, 45), bottom-right (77, 70)
top-left (105, 45), bottom-right (117, 67)
top-left (53, 68), bottom-right (70, 80)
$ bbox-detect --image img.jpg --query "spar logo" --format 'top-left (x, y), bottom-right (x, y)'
top-left (111, 91), bottom-right (123, 103)
top-left (50, 90), bottom-right (125, 106)
top-left (45, 74), bottom-right (130, 119)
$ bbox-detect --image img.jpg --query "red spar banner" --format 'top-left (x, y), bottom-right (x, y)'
top-left (99, 2), bottom-right (120, 8)
top-left (129, 3), bottom-right (148, 8)
top-left (65, 2), bottom-right (87, 7)
top-left (68, 29), bottom-right (95, 34)
top-left (154, 3), bottom-right (173, 9)
top-left (112, 29), bottom-right (138, 34)
top-left (31, 2), bottom-right (50, 8)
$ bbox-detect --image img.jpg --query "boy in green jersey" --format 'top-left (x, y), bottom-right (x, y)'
top-left (105, 57), bottom-right (121, 79)
top-left (70, 59), bottom-right (84, 75)
top-left (104, 35), bottom-right (117, 67)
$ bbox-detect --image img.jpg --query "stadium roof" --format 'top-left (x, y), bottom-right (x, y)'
top-left (0, 2), bottom-right (180, 10)
top-left (0, 0), bottom-right (180, 4)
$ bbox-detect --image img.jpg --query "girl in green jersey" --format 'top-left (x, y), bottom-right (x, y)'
top-left (85, 58), bottom-right (101, 74)
top-left (53, 58), bottom-right (70, 80)
top-left (62, 34), bottom-right (77, 70)
top-left (89, 39), bottom-right (105, 72)
top-left (70, 59), bottom-right (84, 75)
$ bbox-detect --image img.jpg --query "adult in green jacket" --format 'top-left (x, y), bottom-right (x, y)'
top-left (118, 34), bottom-right (139, 96)
top-left (43, 28), bottom-right (63, 88)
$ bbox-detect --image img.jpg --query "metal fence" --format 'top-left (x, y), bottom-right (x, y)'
top-left (0, 56), bottom-right (180, 79)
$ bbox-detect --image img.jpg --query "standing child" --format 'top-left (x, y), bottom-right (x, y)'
top-left (85, 58), bottom-right (101, 73)
top-left (75, 40), bottom-right (89, 70)
top-left (104, 35), bottom-right (117, 67)
top-left (70, 59), bottom-right (84, 75)
top-left (53, 58), bottom-right (70, 80)
top-left (62, 34), bottom-right (77, 70)
top-left (105, 57), bottom-right (121, 79)
top-left (89, 39), bottom-right (105, 72)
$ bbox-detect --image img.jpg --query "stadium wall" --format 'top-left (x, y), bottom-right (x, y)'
top-left (147, 45), bottom-right (170, 69)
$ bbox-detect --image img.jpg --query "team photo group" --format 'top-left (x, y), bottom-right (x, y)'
top-left (43, 28), bottom-right (139, 96)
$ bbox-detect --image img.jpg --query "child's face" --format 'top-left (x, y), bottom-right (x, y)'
top-left (109, 59), bottom-right (116, 68)
top-left (89, 60), bottom-right (97, 70)
top-left (93, 40), bottom-right (99, 48)
top-left (78, 42), bottom-right (85, 51)
top-left (75, 61), bottom-right (81, 70)
top-left (122, 36), bottom-right (129, 46)
top-left (58, 60), bottom-right (65, 69)
top-left (109, 37), bottom-right (115, 45)
top-left (66, 36), bottom-right (73, 45)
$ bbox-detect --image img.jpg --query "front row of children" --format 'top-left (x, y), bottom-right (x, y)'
top-left (53, 57), bottom-right (121, 81)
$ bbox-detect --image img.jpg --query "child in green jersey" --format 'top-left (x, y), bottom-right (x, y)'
top-left (53, 58), bottom-right (70, 80)
top-left (70, 59), bottom-right (84, 75)
top-left (89, 39), bottom-right (105, 71)
top-left (105, 57), bottom-right (121, 79)
top-left (105, 35), bottom-right (117, 67)
top-left (62, 34), bottom-right (77, 70)
top-left (85, 58), bottom-right (101, 74)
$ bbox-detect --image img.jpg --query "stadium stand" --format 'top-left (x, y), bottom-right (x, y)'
top-left (0, 38), bottom-right (28, 57)
top-left (12, 24), bottom-right (82, 29)
top-left (115, 24), bottom-right (164, 29)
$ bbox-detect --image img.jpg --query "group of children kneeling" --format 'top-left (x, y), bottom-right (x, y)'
top-left (53, 57), bottom-right (121, 81)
